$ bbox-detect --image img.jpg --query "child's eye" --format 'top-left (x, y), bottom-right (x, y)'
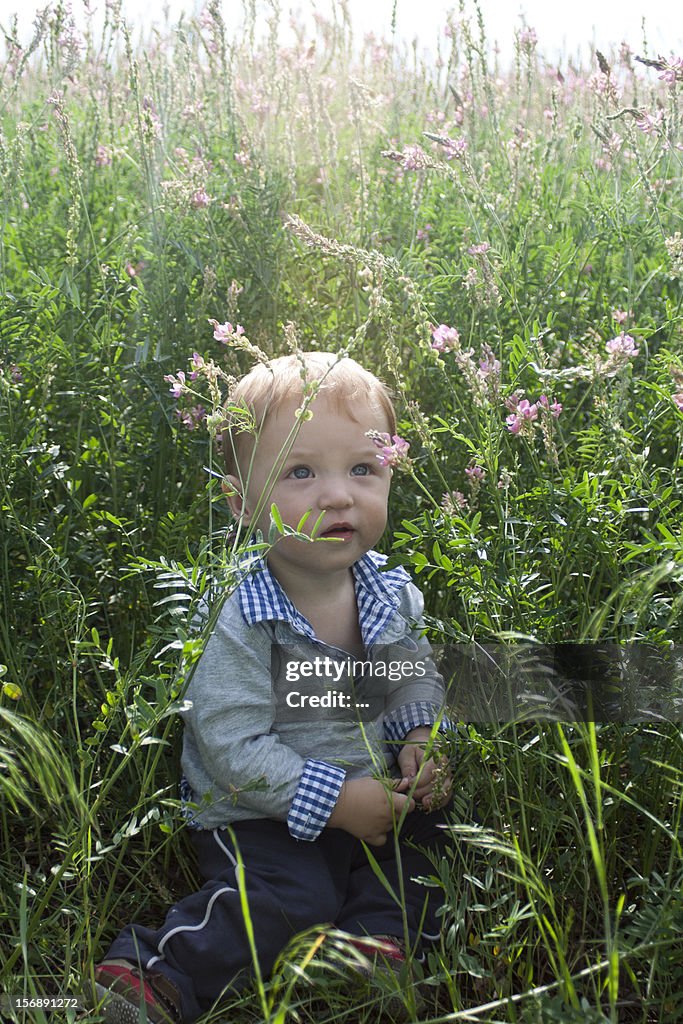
top-left (288, 466), bottom-right (312, 479)
top-left (351, 463), bottom-right (372, 476)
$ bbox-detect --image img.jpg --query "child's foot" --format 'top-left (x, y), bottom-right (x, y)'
top-left (346, 936), bottom-right (426, 1022)
top-left (345, 934), bottom-right (406, 976)
top-left (89, 960), bottom-right (182, 1023)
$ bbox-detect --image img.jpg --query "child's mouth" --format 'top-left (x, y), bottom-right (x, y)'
top-left (321, 524), bottom-right (355, 540)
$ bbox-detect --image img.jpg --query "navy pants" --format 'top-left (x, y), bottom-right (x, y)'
top-left (106, 808), bottom-right (451, 1022)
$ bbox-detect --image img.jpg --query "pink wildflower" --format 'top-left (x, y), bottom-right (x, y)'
top-left (367, 432), bottom-right (412, 469)
top-left (519, 27), bottom-right (538, 49)
top-left (176, 405), bottom-right (207, 430)
top-left (416, 224), bottom-right (433, 242)
top-left (164, 371), bottom-right (188, 397)
top-left (606, 332), bottom-right (639, 358)
top-left (518, 399), bottom-right (539, 420)
top-left (589, 71), bottom-right (614, 97)
top-left (95, 144), bottom-right (111, 167)
top-left (188, 352), bottom-right (206, 380)
top-left (209, 319), bottom-right (245, 344)
top-left (191, 189), bottom-right (211, 208)
top-left (636, 110), bottom-right (664, 135)
top-left (443, 137), bottom-right (468, 160)
top-left (465, 465), bottom-right (485, 481)
top-left (477, 347), bottom-right (501, 379)
top-left (673, 393), bottom-right (683, 411)
top-left (538, 394), bottom-right (563, 418)
top-left (431, 323), bottom-right (460, 352)
top-left (619, 42), bottom-right (632, 65)
top-left (234, 150), bottom-right (252, 168)
top-left (506, 398), bottom-right (538, 434)
top-left (612, 308), bottom-right (631, 324)
top-left (658, 56), bottom-right (683, 85)
top-left (467, 242), bottom-right (491, 256)
top-left (442, 489), bottom-right (468, 513)
top-left (400, 144), bottom-right (428, 171)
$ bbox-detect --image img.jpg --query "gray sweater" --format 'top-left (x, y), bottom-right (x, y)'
top-left (179, 552), bottom-right (446, 832)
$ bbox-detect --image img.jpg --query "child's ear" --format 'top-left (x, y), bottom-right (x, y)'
top-left (222, 475), bottom-right (251, 522)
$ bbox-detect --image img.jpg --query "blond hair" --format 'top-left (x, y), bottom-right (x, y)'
top-left (221, 352), bottom-right (396, 477)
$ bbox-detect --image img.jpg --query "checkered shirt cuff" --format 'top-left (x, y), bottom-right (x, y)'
top-left (287, 759), bottom-right (347, 841)
top-left (384, 701), bottom-right (453, 758)
top-left (179, 774), bottom-right (203, 830)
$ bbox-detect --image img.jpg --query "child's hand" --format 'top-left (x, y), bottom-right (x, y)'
top-left (397, 727), bottom-right (452, 811)
top-left (327, 776), bottom-right (415, 845)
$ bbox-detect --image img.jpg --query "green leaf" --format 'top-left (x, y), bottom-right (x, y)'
top-left (270, 503), bottom-right (284, 533)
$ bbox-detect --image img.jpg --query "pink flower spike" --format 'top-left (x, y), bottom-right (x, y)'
top-left (606, 332), bottom-right (639, 357)
top-left (517, 399), bottom-right (538, 420)
top-left (369, 432), bottom-right (411, 468)
top-left (550, 400), bottom-right (563, 418)
top-left (506, 413), bottom-right (522, 434)
top-left (612, 308), bottom-right (630, 324)
top-left (443, 137), bottom-right (468, 160)
top-left (478, 345), bottom-right (501, 378)
top-left (188, 352), bottom-right (205, 380)
top-left (431, 323), bottom-right (460, 352)
top-left (673, 393), bottom-right (683, 411)
top-left (400, 144), bottom-right (428, 170)
top-left (209, 319), bottom-right (236, 343)
top-left (95, 144), bottom-right (111, 168)
top-left (465, 465), bottom-right (485, 480)
top-left (176, 404), bottom-right (207, 430)
top-left (658, 56), bottom-right (683, 84)
top-left (190, 189), bottom-right (211, 209)
top-left (442, 489), bottom-right (468, 512)
top-left (164, 371), bottom-right (187, 397)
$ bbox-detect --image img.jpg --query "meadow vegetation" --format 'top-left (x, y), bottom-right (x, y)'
top-left (1, 0), bottom-right (682, 1020)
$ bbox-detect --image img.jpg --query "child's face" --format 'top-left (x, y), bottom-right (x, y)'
top-left (226, 392), bottom-right (392, 581)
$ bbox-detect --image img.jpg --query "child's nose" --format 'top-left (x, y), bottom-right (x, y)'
top-left (317, 479), bottom-right (353, 509)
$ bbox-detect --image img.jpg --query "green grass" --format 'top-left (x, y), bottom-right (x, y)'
top-left (1, 0), bottom-right (682, 1020)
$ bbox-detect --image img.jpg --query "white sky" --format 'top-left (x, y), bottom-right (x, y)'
top-left (1, 0), bottom-right (681, 66)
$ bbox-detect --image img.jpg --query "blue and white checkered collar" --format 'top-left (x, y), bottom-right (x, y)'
top-left (236, 550), bottom-right (411, 647)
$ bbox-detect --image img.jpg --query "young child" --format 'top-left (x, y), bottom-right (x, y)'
top-left (91, 352), bottom-right (453, 1023)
